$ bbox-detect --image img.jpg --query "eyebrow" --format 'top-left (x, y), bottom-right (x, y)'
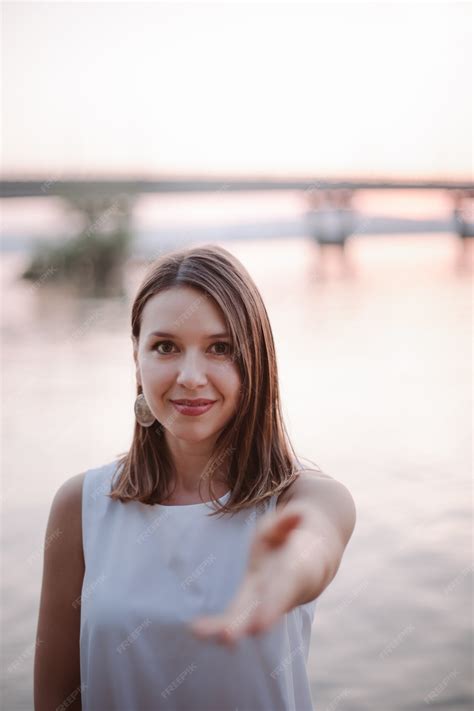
top-left (146, 330), bottom-right (231, 340)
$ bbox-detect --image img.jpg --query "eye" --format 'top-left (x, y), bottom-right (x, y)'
top-left (152, 340), bottom-right (232, 356)
top-left (210, 341), bottom-right (232, 356)
top-left (152, 340), bottom-right (176, 355)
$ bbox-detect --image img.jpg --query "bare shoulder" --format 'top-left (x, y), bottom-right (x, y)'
top-left (47, 472), bottom-right (86, 566)
top-left (51, 472), bottom-right (86, 517)
top-left (277, 467), bottom-right (357, 544)
top-left (53, 471), bottom-right (86, 505)
top-left (277, 466), bottom-right (334, 505)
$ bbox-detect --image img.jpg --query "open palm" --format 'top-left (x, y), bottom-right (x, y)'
top-left (189, 506), bottom-right (306, 647)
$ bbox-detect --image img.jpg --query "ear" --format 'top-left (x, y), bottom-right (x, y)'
top-left (131, 336), bottom-right (141, 388)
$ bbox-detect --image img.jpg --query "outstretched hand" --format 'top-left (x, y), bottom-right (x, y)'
top-left (189, 504), bottom-right (309, 648)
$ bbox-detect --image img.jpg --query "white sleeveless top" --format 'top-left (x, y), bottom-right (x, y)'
top-left (80, 459), bottom-right (317, 710)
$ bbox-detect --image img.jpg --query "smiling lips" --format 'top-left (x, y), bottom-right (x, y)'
top-left (171, 399), bottom-right (216, 406)
top-left (170, 399), bottom-right (217, 416)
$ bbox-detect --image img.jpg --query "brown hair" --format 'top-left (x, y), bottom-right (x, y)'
top-left (109, 243), bottom-right (319, 516)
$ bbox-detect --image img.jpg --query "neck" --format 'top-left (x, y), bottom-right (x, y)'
top-left (164, 432), bottom-right (229, 496)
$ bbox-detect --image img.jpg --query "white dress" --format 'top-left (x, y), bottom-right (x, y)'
top-left (80, 459), bottom-right (318, 710)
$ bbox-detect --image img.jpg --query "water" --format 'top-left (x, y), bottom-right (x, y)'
top-left (1, 232), bottom-right (472, 709)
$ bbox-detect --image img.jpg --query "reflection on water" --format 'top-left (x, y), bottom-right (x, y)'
top-left (1, 234), bottom-right (472, 709)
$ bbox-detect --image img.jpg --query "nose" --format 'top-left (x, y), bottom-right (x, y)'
top-left (176, 351), bottom-right (208, 389)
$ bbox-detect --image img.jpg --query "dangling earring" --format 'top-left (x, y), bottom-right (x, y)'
top-left (134, 393), bottom-right (155, 427)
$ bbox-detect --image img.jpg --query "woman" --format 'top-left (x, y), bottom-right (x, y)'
top-left (34, 244), bottom-right (356, 710)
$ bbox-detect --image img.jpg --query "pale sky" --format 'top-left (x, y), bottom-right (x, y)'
top-left (2, 1), bottom-right (472, 178)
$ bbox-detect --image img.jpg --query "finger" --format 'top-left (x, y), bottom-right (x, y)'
top-left (226, 586), bottom-right (292, 642)
top-left (205, 592), bottom-right (264, 645)
top-left (190, 615), bottom-right (240, 648)
top-left (235, 598), bottom-right (288, 642)
top-left (261, 510), bottom-right (303, 547)
top-left (191, 601), bottom-right (279, 647)
top-left (190, 614), bottom-right (224, 634)
top-left (189, 577), bottom-right (261, 640)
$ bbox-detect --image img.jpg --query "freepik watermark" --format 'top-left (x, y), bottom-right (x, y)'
top-left (82, 195), bottom-right (128, 238)
top-left (7, 638), bottom-right (43, 674)
top-left (136, 509), bottom-right (172, 544)
top-left (28, 266), bottom-right (58, 292)
top-left (443, 564), bottom-right (473, 595)
top-left (72, 573), bottom-right (107, 609)
top-left (181, 553), bottom-right (216, 590)
top-left (55, 683), bottom-right (88, 711)
top-left (26, 527), bottom-right (62, 566)
top-left (116, 617), bottom-right (152, 654)
top-left (379, 624), bottom-right (415, 660)
top-left (66, 306), bottom-right (107, 343)
top-left (161, 662), bottom-right (198, 699)
top-left (201, 446), bottom-right (236, 482)
top-left (324, 688), bottom-right (352, 711)
top-left (90, 479), bottom-right (113, 501)
top-left (154, 406), bottom-right (181, 437)
top-left (333, 578), bottom-right (369, 616)
top-left (41, 171), bottom-right (62, 194)
top-left (270, 642), bottom-right (305, 679)
top-left (423, 669), bottom-right (460, 705)
top-left (224, 597), bottom-right (262, 635)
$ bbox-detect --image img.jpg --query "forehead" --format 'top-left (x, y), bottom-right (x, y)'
top-left (140, 286), bottom-right (227, 338)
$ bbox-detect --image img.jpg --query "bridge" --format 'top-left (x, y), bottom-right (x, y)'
top-left (2, 176), bottom-right (472, 245)
top-left (1, 176), bottom-right (473, 199)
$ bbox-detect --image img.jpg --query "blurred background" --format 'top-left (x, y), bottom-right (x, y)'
top-left (1, 1), bottom-right (472, 709)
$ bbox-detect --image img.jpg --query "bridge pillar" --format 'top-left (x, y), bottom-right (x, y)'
top-left (304, 188), bottom-right (356, 278)
top-left (449, 189), bottom-right (473, 273)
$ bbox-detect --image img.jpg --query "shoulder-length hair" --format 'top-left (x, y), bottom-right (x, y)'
top-left (109, 243), bottom-right (319, 516)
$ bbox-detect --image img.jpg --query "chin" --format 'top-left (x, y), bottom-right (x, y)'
top-left (172, 425), bottom-right (216, 439)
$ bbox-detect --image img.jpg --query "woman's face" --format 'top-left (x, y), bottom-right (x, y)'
top-left (133, 286), bottom-right (241, 444)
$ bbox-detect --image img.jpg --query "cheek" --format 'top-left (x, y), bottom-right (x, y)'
top-left (140, 366), bottom-right (168, 406)
top-left (213, 363), bottom-right (241, 401)
top-left (141, 356), bottom-right (173, 383)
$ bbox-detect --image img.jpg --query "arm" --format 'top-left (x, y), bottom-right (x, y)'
top-left (34, 473), bottom-right (85, 710)
top-left (273, 469), bottom-right (357, 607)
top-left (190, 469), bottom-right (356, 646)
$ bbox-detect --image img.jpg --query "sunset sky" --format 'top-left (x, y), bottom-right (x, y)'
top-left (2, 1), bottom-right (472, 179)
